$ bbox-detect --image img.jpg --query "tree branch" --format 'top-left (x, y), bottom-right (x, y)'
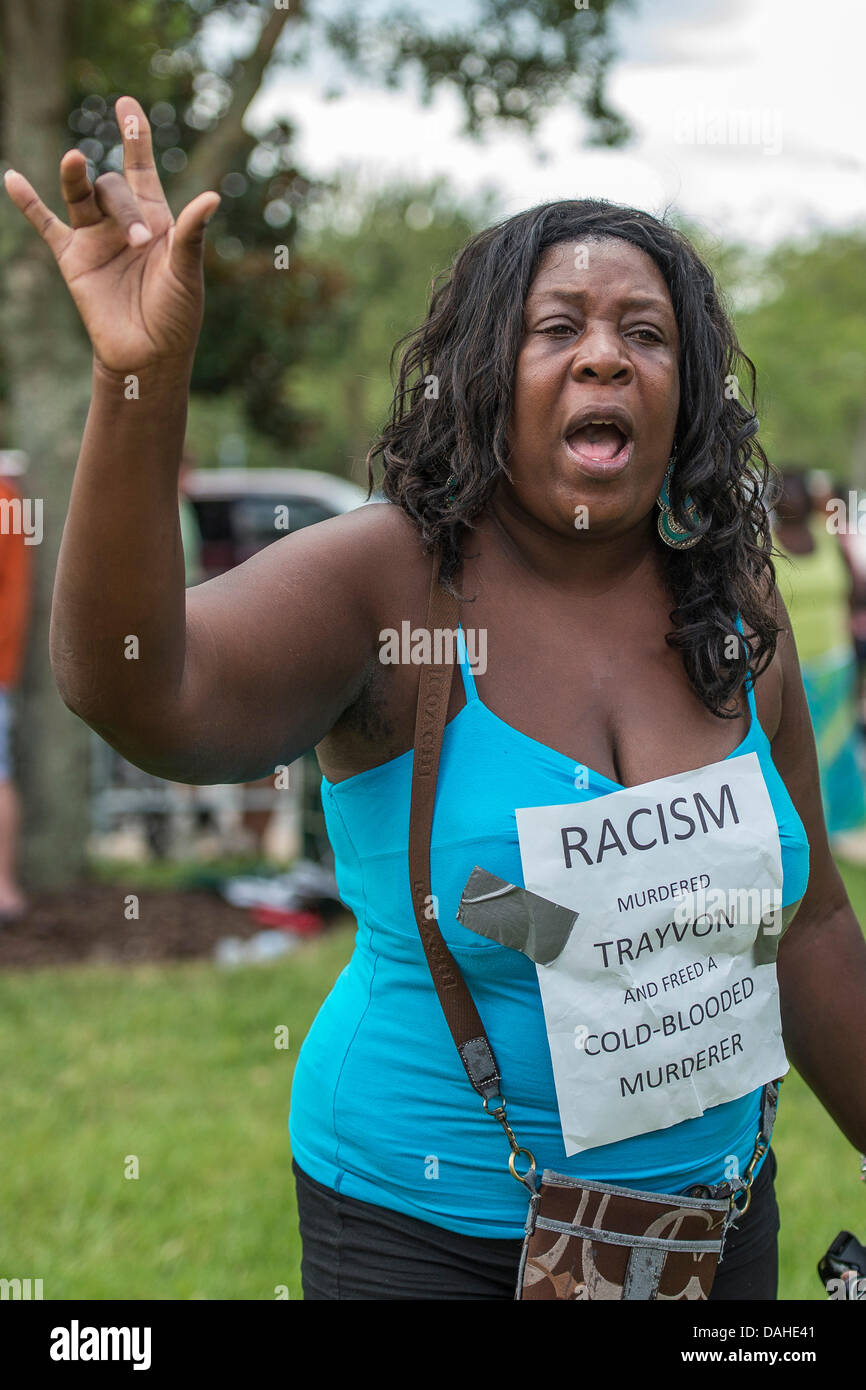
top-left (168, 2), bottom-right (302, 210)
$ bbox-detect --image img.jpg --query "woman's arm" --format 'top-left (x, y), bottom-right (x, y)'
top-left (5, 96), bottom-right (384, 785)
top-left (769, 588), bottom-right (866, 1152)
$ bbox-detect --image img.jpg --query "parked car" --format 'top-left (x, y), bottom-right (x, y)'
top-left (91, 468), bottom-right (376, 862)
top-left (183, 468), bottom-right (373, 579)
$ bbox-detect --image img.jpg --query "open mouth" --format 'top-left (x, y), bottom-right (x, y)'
top-left (564, 421), bottom-right (632, 469)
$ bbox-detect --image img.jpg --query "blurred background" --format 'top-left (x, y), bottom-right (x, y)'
top-left (1, 0), bottom-right (865, 1300)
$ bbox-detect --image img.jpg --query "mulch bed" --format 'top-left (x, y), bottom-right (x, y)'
top-left (0, 885), bottom-right (279, 969)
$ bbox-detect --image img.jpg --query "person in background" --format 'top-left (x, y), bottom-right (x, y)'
top-left (807, 469), bottom-right (835, 518)
top-left (0, 471), bottom-right (33, 920)
top-left (824, 475), bottom-right (866, 731)
top-left (774, 469), bottom-right (866, 848)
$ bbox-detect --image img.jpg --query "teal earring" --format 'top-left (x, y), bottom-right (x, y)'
top-left (445, 472), bottom-right (458, 507)
top-left (656, 457), bottom-right (702, 549)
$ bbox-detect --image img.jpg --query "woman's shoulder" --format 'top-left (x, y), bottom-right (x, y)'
top-left (297, 499), bottom-right (436, 636)
top-left (310, 503), bottom-right (446, 781)
top-left (337, 500), bottom-right (433, 608)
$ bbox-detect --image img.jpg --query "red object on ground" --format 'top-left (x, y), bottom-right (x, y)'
top-left (250, 906), bottom-right (324, 935)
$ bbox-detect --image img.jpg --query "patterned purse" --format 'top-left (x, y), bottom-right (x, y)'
top-left (408, 545), bottom-right (779, 1301)
top-left (517, 1173), bottom-right (742, 1301)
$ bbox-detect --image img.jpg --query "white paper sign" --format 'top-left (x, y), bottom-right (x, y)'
top-left (515, 752), bottom-right (787, 1154)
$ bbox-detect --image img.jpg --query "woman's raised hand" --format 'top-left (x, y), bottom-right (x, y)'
top-left (3, 95), bottom-right (220, 373)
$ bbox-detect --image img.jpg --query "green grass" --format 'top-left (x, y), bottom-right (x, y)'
top-left (0, 924), bottom-right (356, 1301)
top-left (2, 865), bottom-right (866, 1300)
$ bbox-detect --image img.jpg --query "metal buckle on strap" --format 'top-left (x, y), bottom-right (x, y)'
top-left (482, 1094), bottom-right (537, 1187)
top-left (730, 1076), bottom-right (781, 1216)
top-left (730, 1129), bottom-right (768, 1217)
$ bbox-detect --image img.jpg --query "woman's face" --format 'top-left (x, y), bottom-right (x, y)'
top-left (501, 236), bottom-right (681, 539)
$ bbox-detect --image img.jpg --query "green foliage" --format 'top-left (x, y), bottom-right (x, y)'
top-left (735, 233), bottom-right (866, 476)
top-left (321, 0), bottom-right (633, 145)
top-left (193, 239), bottom-right (346, 445)
top-left (676, 217), bottom-right (866, 478)
top-left (288, 176), bottom-right (499, 477)
top-left (66, 0), bottom-right (199, 101)
top-left (185, 389), bottom-right (290, 470)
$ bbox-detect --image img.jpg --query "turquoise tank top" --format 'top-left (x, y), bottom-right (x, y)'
top-left (289, 618), bottom-right (810, 1238)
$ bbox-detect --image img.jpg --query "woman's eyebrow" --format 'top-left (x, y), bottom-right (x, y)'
top-left (527, 287), bottom-right (672, 314)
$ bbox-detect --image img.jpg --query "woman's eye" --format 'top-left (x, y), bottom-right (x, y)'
top-left (538, 324), bottom-right (663, 342)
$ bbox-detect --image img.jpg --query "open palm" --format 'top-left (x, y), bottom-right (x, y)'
top-left (3, 95), bottom-right (220, 373)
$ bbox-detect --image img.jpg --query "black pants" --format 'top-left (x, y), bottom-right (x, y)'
top-left (293, 1148), bottom-right (780, 1300)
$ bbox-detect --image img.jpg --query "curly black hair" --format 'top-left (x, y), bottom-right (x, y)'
top-left (364, 198), bottom-right (780, 719)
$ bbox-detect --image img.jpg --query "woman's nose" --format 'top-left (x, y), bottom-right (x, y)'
top-left (569, 326), bottom-right (634, 384)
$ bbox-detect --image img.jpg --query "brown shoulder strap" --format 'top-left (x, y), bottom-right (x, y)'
top-left (408, 545), bottom-right (502, 1102)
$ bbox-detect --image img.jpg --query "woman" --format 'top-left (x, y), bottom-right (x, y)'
top-left (6, 96), bottom-right (866, 1302)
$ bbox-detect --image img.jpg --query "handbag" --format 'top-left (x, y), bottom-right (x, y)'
top-left (407, 543), bottom-right (780, 1301)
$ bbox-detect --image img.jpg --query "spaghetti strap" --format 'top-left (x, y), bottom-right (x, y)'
top-left (734, 612), bottom-right (758, 716)
top-left (456, 623), bottom-right (479, 703)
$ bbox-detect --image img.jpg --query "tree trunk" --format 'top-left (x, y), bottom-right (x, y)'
top-left (1, 0), bottom-right (94, 886)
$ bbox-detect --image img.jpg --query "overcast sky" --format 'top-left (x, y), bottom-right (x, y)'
top-left (239, 0), bottom-right (866, 249)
